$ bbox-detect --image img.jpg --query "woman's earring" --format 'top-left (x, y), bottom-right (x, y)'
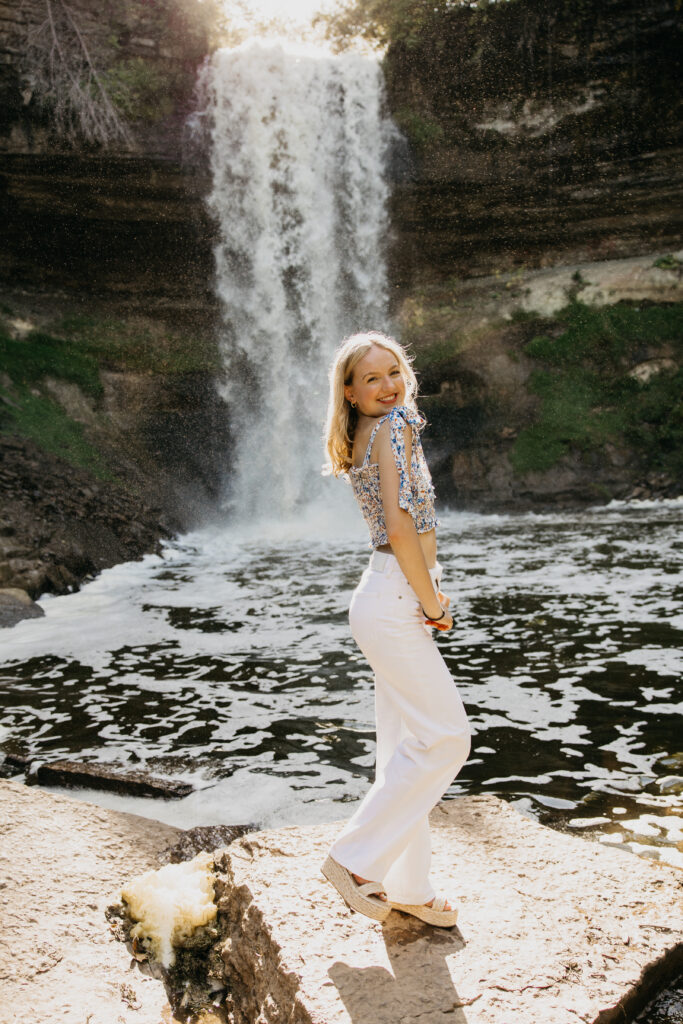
top-left (350, 400), bottom-right (357, 408)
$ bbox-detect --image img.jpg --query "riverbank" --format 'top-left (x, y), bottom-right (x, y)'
top-left (1, 778), bottom-right (681, 1024)
top-left (0, 433), bottom-right (171, 604)
top-left (0, 287), bottom-right (230, 612)
top-left (0, 778), bottom-right (184, 1024)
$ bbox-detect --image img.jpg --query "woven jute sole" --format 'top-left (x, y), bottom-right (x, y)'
top-left (389, 900), bottom-right (459, 927)
top-left (321, 855), bottom-right (391, 922)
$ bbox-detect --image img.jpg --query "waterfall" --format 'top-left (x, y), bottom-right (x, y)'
top-left (199, 41), bottom-right (395, 521)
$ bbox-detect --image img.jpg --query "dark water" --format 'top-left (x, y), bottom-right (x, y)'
top-left (0, 498), bottom-right (681, 873)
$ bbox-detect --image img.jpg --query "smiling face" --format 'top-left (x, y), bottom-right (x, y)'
top-left (344, 344), bottom-right (407, 418)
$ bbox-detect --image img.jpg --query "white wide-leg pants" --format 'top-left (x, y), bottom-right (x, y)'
top-left (329, 551), bottom-right (470, 905)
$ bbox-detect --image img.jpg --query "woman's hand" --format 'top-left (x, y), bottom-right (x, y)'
top-left (423, 592), bottom-right (453, 631)
top-left (424, 610), bottom-right (453, 631)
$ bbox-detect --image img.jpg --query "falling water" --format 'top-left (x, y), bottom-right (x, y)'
top-left (199, 41), bottom-right (396, 519)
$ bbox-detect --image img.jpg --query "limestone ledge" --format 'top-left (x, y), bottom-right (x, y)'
top-left (0, 778), bottom-right (183, 1024)
top-left (213, 796), bottom-right (683, 1024)
top-left (1, 778), bottom-right (681, 1024)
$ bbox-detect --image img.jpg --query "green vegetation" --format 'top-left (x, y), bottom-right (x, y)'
top-left (51, 314), bottom-right (221, 375)
top-left (320, 0), bottom-right (491, 50)
top-left (0, 382), bottom-right (110, 478)
top-left (0, 331), bottom-right (103, 398)
top-left (100, 58), bottom-right (175, 123)
top-left (653, 254), bottom-right (682, 270)
top-left (510, 301), bottom-right (683, 477)
top-left (393, 108), bottom-right (445, 152)
top-left (0, 323), bottom-right (109, 475)
top-left (0, 310), bottom-right (219, 477)
top-left (21, 0), bottom-right (219, 147)
top-left (320, 0), bottom-right (609, 49)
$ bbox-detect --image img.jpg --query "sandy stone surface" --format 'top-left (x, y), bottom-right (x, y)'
top-left (0, 779), bottom-right (184, 1024)
top-left (214, 795), bottom-right (683, 1024)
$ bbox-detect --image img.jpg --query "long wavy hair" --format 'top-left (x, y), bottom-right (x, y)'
top-left (323, 331), bottom-right (419, 477)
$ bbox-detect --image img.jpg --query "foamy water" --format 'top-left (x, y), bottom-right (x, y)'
top-left (1, 500), bottom-right (681, 869)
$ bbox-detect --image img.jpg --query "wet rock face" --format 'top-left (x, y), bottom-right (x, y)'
top-left (386, 0), bottom-right (683, 287)
top-left (0, 0), bottom-right (216, 305)
top-left (0, 434), bottom-right (171, 601)
top-left (0, 153), bottom-right (216, 307)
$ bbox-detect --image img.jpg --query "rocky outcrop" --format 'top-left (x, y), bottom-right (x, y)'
top-left (0, 286), bottom-right (231, 604)
top-left (0, 586), bottom-right (44, 627)
top-left (411, 252), bottom-right (683, 508)
top-left (3, 777), bottom-right (680, 1024)
top-left (0, 0), bottom-right (216, 306)
top-left (0, 778), bottom-right (184, 1024)
top-left (34, 760), bottom-right (194, 799)
top-left (0, 432), bottom-right (172, 598)
top-left (112, 793), bottom-right (683, 1024)
top-left (386, 0), bottom-right (683, 288)
top-left (0, 151), bottom-right (215, 308)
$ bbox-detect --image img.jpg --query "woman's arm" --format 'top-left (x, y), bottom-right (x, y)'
top-left (375, 420), bottom-right (451, 624)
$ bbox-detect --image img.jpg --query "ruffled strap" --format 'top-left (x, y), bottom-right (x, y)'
top-left (361, 405), bottom-right (423, 466)
top-left (363, 405), bottom-right (424, 513)
top-left (389, 405), bottom-right (424, 513)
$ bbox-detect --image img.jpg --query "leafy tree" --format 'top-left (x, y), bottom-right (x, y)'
top-left (317, 0), bottom-right (507, 50)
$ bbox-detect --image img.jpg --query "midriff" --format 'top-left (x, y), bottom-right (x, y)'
top-left (375, 527), bottom-right (437, 570)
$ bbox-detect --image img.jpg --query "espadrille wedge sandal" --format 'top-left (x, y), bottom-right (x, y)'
top-left (389, 894), bottom-right (458, 927)
top-left (321, 855), bottom-right (391, 922)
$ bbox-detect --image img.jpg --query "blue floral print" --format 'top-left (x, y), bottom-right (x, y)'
top-left (347, 405), bottom-right (439, 547)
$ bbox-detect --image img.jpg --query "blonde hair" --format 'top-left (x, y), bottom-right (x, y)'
top-left (323, 331), bottom-right (419, 477)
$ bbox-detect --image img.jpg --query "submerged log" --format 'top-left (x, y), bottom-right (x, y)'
top-left (35, 759), bottom-right (193, 799)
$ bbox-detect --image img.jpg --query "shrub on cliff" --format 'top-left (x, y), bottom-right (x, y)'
top-left (18, 0), bottom-right (218, 148)
top-left (511, 301), bottom-right (683, 479)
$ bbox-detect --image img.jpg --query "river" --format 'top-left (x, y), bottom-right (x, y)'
top-left (1, 496), bottom-right (681, 874)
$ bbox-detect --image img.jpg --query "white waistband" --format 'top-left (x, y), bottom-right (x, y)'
top-left (370, 550), bottom-right (441, 580)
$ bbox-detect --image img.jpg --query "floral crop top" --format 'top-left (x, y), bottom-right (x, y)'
top-left (347, 405), bottom-right (439, 548)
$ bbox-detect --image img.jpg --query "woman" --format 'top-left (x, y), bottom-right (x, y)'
top-left (321, 330), bottom-right (471, 927)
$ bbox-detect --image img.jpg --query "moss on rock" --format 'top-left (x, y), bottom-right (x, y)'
top-left (0, 381), bottom-right (111, 478)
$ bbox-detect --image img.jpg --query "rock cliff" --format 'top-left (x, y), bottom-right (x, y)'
top-left (0, 0), bottom-right (215, 303)
top-left (379, 0), bottom-right (683, 506)
top-left (385, 0), bottom-right (683, 287)
top-left (0, 0), bottom-right (226, 602)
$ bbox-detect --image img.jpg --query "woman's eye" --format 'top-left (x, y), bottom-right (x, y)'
top-left (391, 369), bottom-right (401, 376)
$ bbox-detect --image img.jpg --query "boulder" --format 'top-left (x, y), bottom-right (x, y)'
top-left (0, 586), bottom-right (45, 628)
